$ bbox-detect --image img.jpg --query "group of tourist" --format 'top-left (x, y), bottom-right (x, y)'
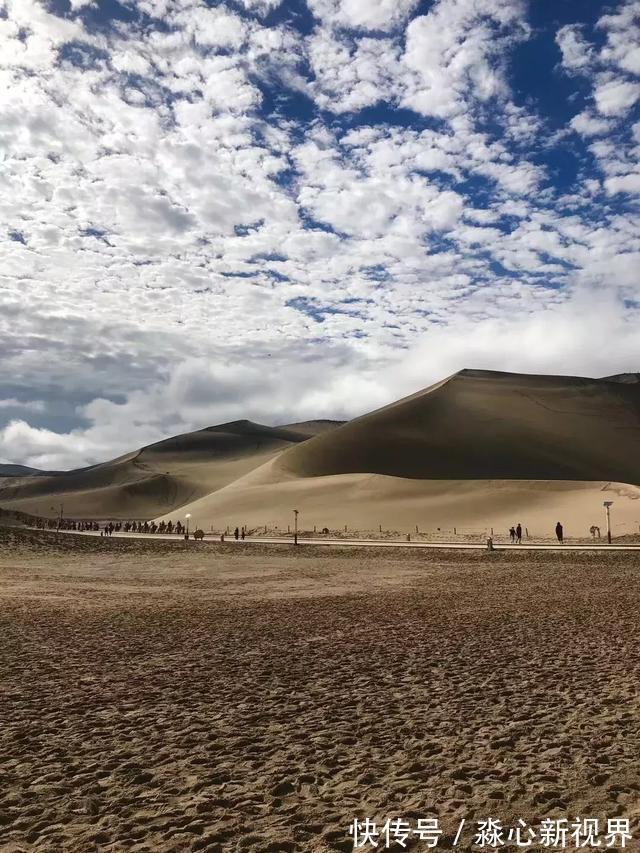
top-left (33, 515), bottom-right (573, 544)
top-left (31, 516), bottom-right (189, 536)
top-left (508, 523), bottom-right (524, 543)
top-left (33, 518), bottom-right (100, 532)
top-left (509, 522), bottom-right (564, 543)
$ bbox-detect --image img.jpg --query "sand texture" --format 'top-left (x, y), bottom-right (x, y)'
top-left (2, 528), bottom-right (640, 852)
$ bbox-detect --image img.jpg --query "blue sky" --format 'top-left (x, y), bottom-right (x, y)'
top-left (0, 0), bottom-right (639, 468)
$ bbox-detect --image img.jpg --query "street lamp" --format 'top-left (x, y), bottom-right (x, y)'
top-left (293, 509), bottom-right (299, 546)
top-left (603, 501), bottom-right (613, 544)
top-left (185, 513), bottom-right (191, 537)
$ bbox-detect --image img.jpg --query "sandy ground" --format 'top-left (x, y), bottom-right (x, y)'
top-left (158, 470), bottom-right (640, 539)
top-left (2, 528), bottom-right (640, 852)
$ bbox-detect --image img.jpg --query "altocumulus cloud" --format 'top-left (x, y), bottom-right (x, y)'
top-left (0, 0), bottom-right (638, 469)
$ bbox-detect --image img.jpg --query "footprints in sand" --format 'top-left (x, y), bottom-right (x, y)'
top-left (2, 551), bottom-right (640, 851)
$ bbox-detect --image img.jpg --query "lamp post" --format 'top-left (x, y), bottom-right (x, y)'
top-left (603, 501), bottom-right (613, 544)
top-left (293, 509), bottom-right (299, 546)
top-left (185, 513), bottom-right (191, 538)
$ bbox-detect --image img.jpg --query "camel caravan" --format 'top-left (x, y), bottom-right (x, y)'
top-left (30, 516), bottom-right (206, 540)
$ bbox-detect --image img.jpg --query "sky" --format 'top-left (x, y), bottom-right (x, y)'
top-left (0, 0), bottom-right (639, 469)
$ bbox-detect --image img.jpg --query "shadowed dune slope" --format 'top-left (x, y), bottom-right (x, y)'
top-left (606, 372), bottom-right (640, 384)
top-left (0, 420), bottom-right (341, 519)
top-left (0, 464), bottom-right (52, 477)
top-left (275, 370), bottom-right (640, 483)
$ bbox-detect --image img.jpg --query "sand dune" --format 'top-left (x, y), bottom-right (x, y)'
top-left (157, 370), bottom-right (640, 537)
top-left (2, 370), bottom-right (639, 533)
top-left (157, 463), bottom-right (640, 539)
top-left (277, 369), bottom-right (640, 482)
top-left (0, 421), bottom-right (341, 520)
top-left (0, 463), bottom-right (55, 477)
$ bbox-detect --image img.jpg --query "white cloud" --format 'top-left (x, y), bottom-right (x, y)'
top-left (237, 0), bottom-right (284, 14)
top-left (569, 111), bottom-right (612, 137)
top-left (594, 77), bottom-right (640, 116)
top-left (307, 0), bottom-right (419, 33)
top-left (307, 29), bottom-right (401, 113)
top-left (604, 173), bottom-right (640, 194)
top-left (400, 0), bottom-right (526, 118)
top-left (556, 24), bottom-right (593, 71)
top-left (173, 5), bottom-right (247, 50)
top-left (598, 0), bottom-right (640, 76)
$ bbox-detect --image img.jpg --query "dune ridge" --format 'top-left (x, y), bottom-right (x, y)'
top-left (1, 370), bottom-right (639, 534)
top-left (157, 369), bottom-right (640, 537)
top-left (0, 420), bottom-right (342, 520)
top-left (275, 369), bottom-right (640, 482)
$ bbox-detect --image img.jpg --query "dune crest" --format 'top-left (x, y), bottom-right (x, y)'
top-left (0, 421), bottom-right (341, 520)
top-left (2, 369), bottom-right (639, 534)
top-left (158, 370), bottom-right (640, 536)
top-left (275, 369), bottom-right (640, 482)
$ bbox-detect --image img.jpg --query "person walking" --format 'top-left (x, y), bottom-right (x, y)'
top-left (516, 523), bottom-right (522, 544)
top-left (234, 527), bottom-right (239, 540)
top-left (509, 526), bottom-right (516, 543)
top-left (555, 521), bottom-right (563, 543)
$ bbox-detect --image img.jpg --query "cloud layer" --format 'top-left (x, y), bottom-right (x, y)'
top-left (0, 0), bottom-right (638, 468)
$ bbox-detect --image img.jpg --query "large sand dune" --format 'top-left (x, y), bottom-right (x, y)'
top-left (156, 463), bottom-right (640, 539)
top-left (0, 420), bottom-right (342, 520)
top-left (2, 370), bottom-right (639, 535)
top-left (158, 370), bottom-right (640, 537)
top-left (277, 369), bottom-right (640, 481)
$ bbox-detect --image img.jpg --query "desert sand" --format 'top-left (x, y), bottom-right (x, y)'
top-left (156, 470), bottom-right (640, 539)
top-left (2, 527), bottom-right (640, 852)
top-left (158, 370), bottom-right (640, 537)
top-left (1, 370), bottom-right (639, 538)
top-left (0, 421), bottom-right (342, 521)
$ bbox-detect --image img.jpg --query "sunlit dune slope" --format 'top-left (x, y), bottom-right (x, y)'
top-left (0, 420), bottom-right (341, 519)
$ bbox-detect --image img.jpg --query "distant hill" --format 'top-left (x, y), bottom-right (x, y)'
top-left (0, 464), bottom-right (48, 478)
top-left (605, 373), bottom-right (640, 384)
